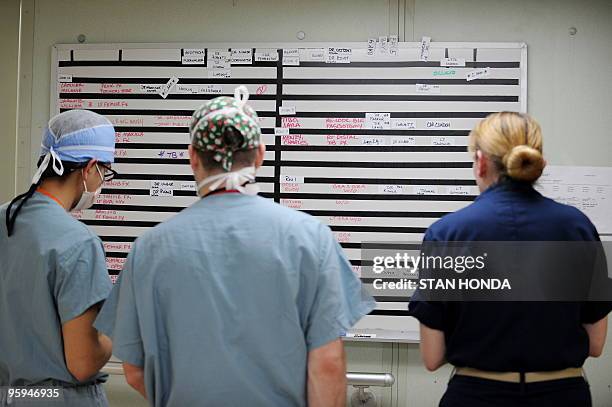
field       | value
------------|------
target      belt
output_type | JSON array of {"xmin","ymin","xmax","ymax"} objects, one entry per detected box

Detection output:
[{"xmin": 455, "ymin": 367, "xmax": 584, "ymax": 383}]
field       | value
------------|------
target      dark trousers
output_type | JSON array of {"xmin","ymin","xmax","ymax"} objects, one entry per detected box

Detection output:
[{"xmin": 440, "ymin": 375, "xmax": 592, "ymax": 407}]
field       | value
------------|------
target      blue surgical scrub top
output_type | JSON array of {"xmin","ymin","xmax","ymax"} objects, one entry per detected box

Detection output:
[
  {"xmin": 408, "ymin": 180, "xmax": 612, "ymax": 371},
  {"xmin": 0, "ymin": 192, "xmax": 112, "ymax": 386},
  {"xmin": 95, "ymin": 193, "xmax": 375, "ymax": 407}
]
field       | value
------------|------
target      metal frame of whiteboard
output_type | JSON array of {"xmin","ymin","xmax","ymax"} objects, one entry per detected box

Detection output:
[{"xmin": 51, "ymin": 41, "xmax": 528, "ymax": 343}]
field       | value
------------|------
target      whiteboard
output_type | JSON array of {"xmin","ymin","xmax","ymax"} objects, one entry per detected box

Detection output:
[{"xmin": 51, "ymin": 41, "xmax": 527, "ymax": 341}]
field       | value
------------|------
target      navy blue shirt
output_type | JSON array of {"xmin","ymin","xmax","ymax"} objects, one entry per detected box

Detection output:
[{"xmin": 408, "ymin": 180, "xmax": 612, "ymax": 371}]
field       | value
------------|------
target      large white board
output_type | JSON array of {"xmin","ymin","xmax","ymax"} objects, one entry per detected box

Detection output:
[{"xmin": 52, "ymin": 41, "xmax": 527, "ymax": 341}]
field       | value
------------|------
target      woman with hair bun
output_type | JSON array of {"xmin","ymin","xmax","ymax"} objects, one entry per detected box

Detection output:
[
  {"xmin": 470, "ymin": 111, "xmax": 546, "ymax": 186},
  {"xmin": 408, "ymin": 112, "xmax": 611, "ymax": 406}
]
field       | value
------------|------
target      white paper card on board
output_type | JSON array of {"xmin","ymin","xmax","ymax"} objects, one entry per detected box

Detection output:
[
  {"xmin": 176, "ymin": 84, "xmax": 222, "ymax": 94},
  {"xmin": 210, "ymin": 58, "xmax": 230, "ymax": 70},
  {"xmin": 283, "ymin": 53, "xmax": 300, "ymax": 66},
  {"xmin": 255, "ymin": 48, "xmax": 279, "ymax": 62},
  {"xmin": 378, "ymin": 36, "xmax": 388, "ymax": 55},
  {"xmin": 391, "ymin": 119, "xmax": 417, "ymax": 130},
  {"xmin": 58, "ymin": 74, "xmax": 72, "ymax": 83},
  {"xmin": 150, "ymin": 188, "xmax": 173, "ymax": 197},
  {"xmin": 432, "ymin": 136, "xmax": 455, "ymax": 146},
  {"xmin": 140, "ymin": 84, "xmax": 163, "ymax": 94},
  {"xmin": 158, "ymin": 76, "xmax": 179, "ymax": 99},
  {"xmin": 379, "ymin": 185, "xmax": 404, "ymax": 194},
  {"xmin": 175, "ymin": 85, "xmax": 198, "ymax": 94},
  {"xmin": 182, "ymin": 49, "xmax": 206, "ymax": 64},
  {"xmin": 419, "ymin": 36, "xmax": 431, "ymax": 61},
  {"xmin": 281, "ymin": 175, "xmax": 304, "ymax": 184},
  {"xmin": 389, "ymin": 35, "xmax": 399, "ymax": 56},
  {"xmin": 414, "ymin": 185, "xmax": 438, "ymax": 195},
  {"xmin": 448, "ymin": 185, "xmax": 471, "ymax": 195},
  {"xmin": 208, "ymin": 69, "xmax": 231, "ymax": 78},
  {"xmin": 208, "ymin": 49, "xmax": 230, "ymax": 65},
  {"xmin": 279, "ymin": 106, "xmax": 296, "ymax": 115},
  {"xmin": 344, "ymin": 333, "xmax": 377, "ymax": 339},
  {"xmin": 307, "ymin": 48, "xmax": 326, "ymax": 61},
  {"xmin": 182, "ymin": 55, "xmax": 205, "ymax": 65},
  {"xmin": 150, "ymin": 180, "xmax": 175, "ymax": 197},
  {"xmin": 361, "ymin": 137, "xmax": 386, "ymax": 146},
  {"xmin": 209, "ymin": 49, "xmax": 230, "ymax": 58},
  {"xmin": 274, "ymin": 127, "xmax": 290, "ymax": 136},
  {"xmin": 283, "ymin": 56, "xmax": 300, "ymax": 66},
  {"xmin": 151, "ymin": 180, "xmax": 176, "ymax": 189},
  {"xmin": 367, "ymin": 38, "xmax": 377, "ymax": 56},
  {"xmin": 326, "ymin": 47, "xmax": 352, "ymax": 64},
  {"xmin": 231, "ymin": 48, "xmax": 253, "ymax": 65},
  {"xmin": 416, "ymin": 83, "xmax": 441, "ymax": 94},
  {"xmin": 440, "ymin": 57, "xmax": 466, "ymax": 67},
  {"xmin": 181, "ymin": 182, "xmax": 196, "ymax": 191},
  {"xmin": 466, "ymin": 67, "xmax": 491, "ymax": 81},
  {"xmin": 183, "ymin": 49, "xmax": 206, "ymax": 57},
  {"xmin": 365, "ymin": 113, "xmax": 391, "ymax": 129},
  {"xmin": 391, "ymin": 136, "xmax": 417, "ymax": 145},
  {"xmin": 208, "ymin": 50, "xmax": 231, "ymax": 77},
  {"xmin": 426, "ymin": 120, "xmax": 452, "ymax": 129}
]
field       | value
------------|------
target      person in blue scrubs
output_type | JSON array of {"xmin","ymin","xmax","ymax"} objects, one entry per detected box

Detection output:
[
  {"xmin": 95, "ymin": 86, "xmax": 375, "ymax": 407},
  {"xmin": 0, "ymin": 110, "xmax": 117, "ymax": 406},
  {"xmin": 408, "ymin": 112, "xmax": 612, "ymax": 406}
]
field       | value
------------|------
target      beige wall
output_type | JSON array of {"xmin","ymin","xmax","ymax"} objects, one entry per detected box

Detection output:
[
  {"xmin": 5, "ymin": 0, "xmax": 612, "ymax": 406},
  {"xmin": 14, "ymin": 0, "xmax": 612, "ymax": 192},
  {"xmin": 0, "ymin": 0, "xmax": 20, "ymax": 202}
]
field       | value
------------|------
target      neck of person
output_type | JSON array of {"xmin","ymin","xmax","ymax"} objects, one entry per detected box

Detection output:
[
  {"xmin": 195, "ymin": 165, "xmax": 255, "ymax": 198},
  {"xmin": 477, "ymin": 172, "xmax": 500, "ymax": 193},
  {"xmin": 196, "ymin": 168, "xmax": 222, "ymax": 197},
  {"xmin": 478, "ymin": 173, "xmax": 534, "ymax": 194},
  {"xmin": 38, "ymin": 178, "xmax": 75, "ymax": 211},
  {"xmin": 198, "ymin": 184, "xmax": 214, "ymax": 197},
  {"xmin": 197, "ymin": 182, "xmax": 246, "ymax": 198}
]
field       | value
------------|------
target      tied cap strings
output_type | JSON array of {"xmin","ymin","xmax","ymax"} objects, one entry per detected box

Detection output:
[
  {"xmin": 198, "ymin": 85, "xmax": 257, "ymax": 130},
  {"xmin": 5, "ymin": 147, "xmax": 66, "ymax": 236}
]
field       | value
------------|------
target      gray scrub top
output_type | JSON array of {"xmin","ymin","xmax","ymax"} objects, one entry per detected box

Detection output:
[
  {"xmin": 95, "ymin": 193, "xmax": 375, "ymax": 407},
  {"xmin": 0, "ymin": 192, "xmax": 112, "ymax": 386}
]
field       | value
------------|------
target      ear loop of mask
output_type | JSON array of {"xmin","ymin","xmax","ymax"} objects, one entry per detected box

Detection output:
[
  {"xmin": 71, "ymin": 163, "xmax": 104, "ymax": 212},
  {"xmin": 81, "ymin": 163, "xmax": 103, "ymax": 192},
  {"xmin": 6, "ymin": 147, "xmax": 65, "ymax": 236}
]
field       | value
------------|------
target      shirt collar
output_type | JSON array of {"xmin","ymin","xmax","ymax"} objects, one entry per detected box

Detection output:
[{"xmin": 475, "ymin": 178, "xmax": 538, "ymax": 201}]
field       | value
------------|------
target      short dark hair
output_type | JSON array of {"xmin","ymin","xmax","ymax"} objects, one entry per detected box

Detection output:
[
  {"xmin": 6, "ymin": 157, "xmax": 91, "ymax": 236},
  {"xmin": 196, "ymin": 148, "xmax": 258, "ymax": 171},
  {"xmin": 35, "ymin": 156, "xmax": 88, "ymax": 181}
]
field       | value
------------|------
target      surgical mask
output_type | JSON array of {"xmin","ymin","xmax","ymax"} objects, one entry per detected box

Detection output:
[
  {"xmin": 72, "ymin": 165, "xmax": 104, "ymax": 211},
  {"xmin": 196, "ymin": 166, "xmax": 259, "ymax": 197}
]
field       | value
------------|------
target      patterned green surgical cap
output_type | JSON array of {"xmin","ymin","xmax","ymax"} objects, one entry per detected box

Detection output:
[{"xmin": 189, "ymin": 86, "xmax": 261, "ymax": 171}]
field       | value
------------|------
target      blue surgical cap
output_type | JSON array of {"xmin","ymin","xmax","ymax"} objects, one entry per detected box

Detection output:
[{"xmin": 32, "ymin": 110, "xmax": 116, "ymax": 184}]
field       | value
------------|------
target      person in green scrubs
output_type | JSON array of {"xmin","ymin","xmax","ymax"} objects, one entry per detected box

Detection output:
[
  {"xmin": 0, "ymin": 110, "xmax": 117, "ymax": 406},
  {"xmin": 95, "ymin": 87, "xmax": 375, "ymax": 407}
]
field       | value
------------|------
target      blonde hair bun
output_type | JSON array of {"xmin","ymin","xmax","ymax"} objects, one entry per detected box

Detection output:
[{"xmin": 503, "ymin": 145, "xmax": 545, "ymax": 182}]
